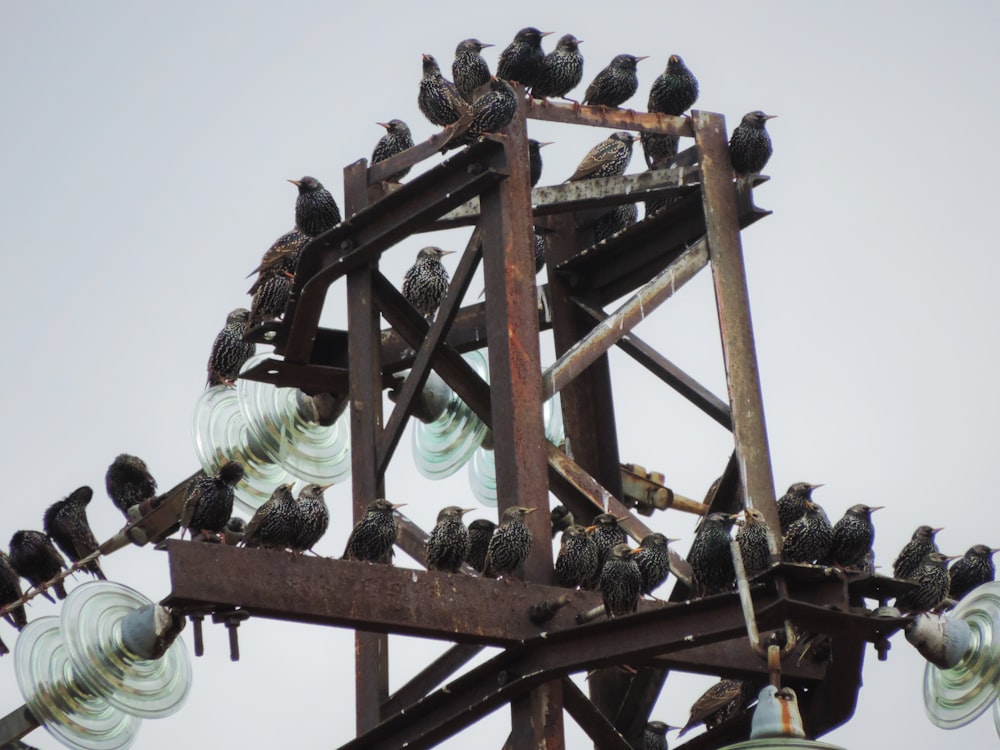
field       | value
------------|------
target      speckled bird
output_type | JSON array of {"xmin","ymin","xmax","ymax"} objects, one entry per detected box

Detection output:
[
  {"xmin": 43, "ymin": 486, "xmax": 105, "ymax": 580},
  {"xmin": 600, "ymin": 543, "xmax": 642, "ymax": 617},
  {"xmin": 566, "ymin": 131, "xmax": 637, "ymax": 182},
  {"xmin": 402, "ymin": 246, "xmax": 454, "ymax": 319},
  {"xmin": 826, "ymin": 503, "xmax": 882, "ymax": 570},
  {"xmin": 555, "ymin": 524, "xmax": 599, "ymax": 589},
  {"xmin": 206, "ymin": 308, "xmax": 256, "ymax": 387},
  {"xmin": 641, "ymin": 131, "xmax": 679, "ymax": 171},
  {"xmin": 181, "ymin": 462, "xmax": 245, "ymax": 540},
  {"xmin": 736, "ymin": 508, "xmax": 775, "ymax": 578},
  {"xmin": 594, "ymin": 202, "xmax": 638, "ymax": 241},
  {"xmin": 289, "ymin": 483, "xmax": 331, "ymax": 554},
  {"xmin": 222, "ymin": 516, "xmax": 246, "ymax": 546},
  {"xmin": 643, "ymin": 721, "xmax": 671, "ymax": 750},
  {"xmin": 372, "ymin": 120, "xmax": 415, "ymax": 182},
  {"xmin": 289, "ymin": 176, "xmax": 341, "ymax": 237},
  {"xmin": 648, "ymin": 54, "xmax": 699, "ymax": 116},
  {"xmin": 528, "ymin": 139, "xmax": 550, "ymax": 187},
  {"xmin": 426, "ymin": 506, "xmax": 473, "ymax": 573},
  {"xmin": 893, "ymin": 525, "xmax": 942, "ymax": 581},
  {"xmin": 781, "ymin": 499, "xmax": 832, "ymax": 564},
  {"xmin": 466, "ymin": 518, "xmax": 496, "ymax": 574},
  {"xmin": 9, "ymin": 530, "xmax": 67, "ymax": 602},
  {"xmin": 895, "ymin": 551, "xmax": 955, "ymax": 613},
  {"xmin": 728, "ymin": 111, "xmax": 776, "ymax": 175},
  {"xmin": 776, "ymin": 482, "xmax": 822, "ymax": 535},
  {"xmin": 531, "ymin": 34, "xmax": 584, "ymax": 101},
  {"xmin": 678, "ymin": 678, "xmax": 755, "ymax": 737},
  {"xmin": 241, "ymin": 483, "xmax": 298, "ymax": 551},
  {"xmin": 533, "ymin": 228, "xmax": 548, "ymax": 273},
  {"xmin": 588, "ymin": 513, "xmax": 628, "ymax": 586},
  {"xmin": 949, "ymin": 544, "xmax": 1000, "ymax": 600},
  {"xmin": 635, "ymin": 532, "xmax": 673, "ymax": 596},
  {"xmin": 105, "ymin": 453, "xmax": 157, "ymax": 518},
  {"xmin": 418, "ymin": 54, "xmax": 470, "ymax": 128},
  {"xmin": 497, "ymin": 27, "xmax": 550, "ymax": 87},
  {"xmin": 550, "ymin": 504, "xmax": 574, "ymax": 538},
  {"xmin": 0, "ymin": 551, "xmax": 27, "ymax": 630},
  {"xmin": 452, "ymin": 39, "xmax": 493, "ymax": 103},
  {"xmin": 247, "ymin": 229, "xmax": 309, "ymax": 294},
  {"xmin": 343, "ymin": 499, "xmax": 403, "ymax": 562},
  {"xmin": 583, "ymin": 53, "xmax": 646, "ymax": 108},
  {"xmin": 483, "ymin": 506, "xmax": 537, "ymax": 577},
  {"xmin": 249, "ymin": 270, "xmax": 292, "ymax": 328},
  {"xmin": 689, "ymin": 512, "xmax": 736, "ymax": 595},
  {"xmin": 444, "ymin": 77, "xmax": 519, "ymax": 150}
]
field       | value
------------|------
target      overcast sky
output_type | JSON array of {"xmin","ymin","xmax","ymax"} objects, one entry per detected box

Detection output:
[{"xmin": 2, "ymin": 1, "xmax": 999, "ymax": 748}]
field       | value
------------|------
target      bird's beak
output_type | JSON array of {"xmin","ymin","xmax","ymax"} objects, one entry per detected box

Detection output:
[
  {"xmin": 868, "ymin": 506, "xmax": 885, "ymax": 512},
  {"xmin": 764, "ymin": 114, "xmax": 778, "ymax": 120},
  {"xmin": 629, "ymin": 547, "xmax": 643, "ymax": 556},
  {"xmin": 931, "ymin": 527, "xmax": 944, "ymax": 534},
  {"xmin": 377, "ymin": 121, "xmax": 390, "ymax": 129},
  {"xmin": 541, "ymin": 31, "xmax": 554, "ymax": 37},
  {"xmin": 991, "ymin": 548, "xmax": 1000, "ymax": 555},
  {"xmin": 287, "ymin": 179, "xmax": 301, "ymax": 186},
  {"xmin": 319, "ymin": 484, "xmax": 333, "ymax": 492},
  {"xmin": 665, "ymin": 537, "xmax": 681, "ymax": 544},
  {"xmin": 614, "ymin": 515, "xmax": 631, "ymax": 523},
  {"xmin": 635, "ymin": 56, "xmax": 649, "ymax": 62},
  {"xmin": 944, "ymin": 555, "xmax": 962, "ymax": 561},
  {"xmin": 524, "ymin": 507, "xmax": 539, "ymax": 514},
  {"xmin": 391, "ymin": 503, "xmax": 407, "ymax": 510},
  {"xmin": 808, "ymin": 483, "xmax": 824, "ymax": 491},
  {"xmin": 481, "ymin": 43, "xmax": 495, "ymax": 49},
  {"xmin": 668, "ymin": 54, "xmax": 680, "ymax": 63},
  {"xmin": 440, "ymin": 249, "xmax": 456, "ymax": 255},
  {"xmin": 537, "ymin": 141, "xmax": 554, "ymax": 148},
  {"xmin": 422, "ymin": 53, "xmax": 431, "ymax": 61},
  {"xmin": 583, "ymin": 525, "xmax": 598, "ymax": 533},
  {"xmin": 460, "ymin": 508, "xmax": 476, "ymax": 515}
]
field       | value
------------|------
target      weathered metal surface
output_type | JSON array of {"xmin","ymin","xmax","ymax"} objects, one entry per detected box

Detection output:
[
  {"xmin": 524, "ymin": 99, "xmax": 694, "ymax": 138},
  {"xmin": 381, "ymin": 644, "xmax": 484, "ymax": 719},
  {"xmin": 620, "ymin": 464, "xmax": 705, "ymax": 517},
  {"xmin": 560, "ymin": 679, "xmax": 632, "ymax": 750},
  {"xmin": 367, "ymin": 123, "xmax": 471, "ymax": 185},
  {"xmin": 0, "ymin": 706, "xmax": 37, "ymax": 747}
]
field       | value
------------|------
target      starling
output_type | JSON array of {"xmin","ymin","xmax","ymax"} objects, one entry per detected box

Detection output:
[
  {"xmin": 593, "ymin": 202, "xmax": 638, "ymax": 242},
  {"xmin": 550, "ymin": 504, "xmax": 574, "ymax": 538},
  {"xmin": 635, "ymin": 532, "xmax": 674, "ymax": 596},
  {"xmin": 949, "ymin": 544, "xmax": 1000, "ymax": 600},
  {"xmin": 181, "ymin": 462, "xmax": 245, "ymax": 539},
  {"xmin": 418, "ymin": 53, "xmax": 470, "ymax": 128},
  {"xmin": 289, "ymin": 176, "xmax": 341, "ymax": 237},
  {"xmin": 781, "ymin": 499, "xmax": 833, "ymax": 564},
  {"xmin": 600, "ymin": 543, "xmax": 642, "ymax": 617},
  {"xmin": 0, "ymin": 551, "xmax": 27, "ymax": 630},
  {"xmin": 735, "ymin": 508, "xmax": 775, "ymax": 578},
  {"xmin": 42, "ymin": 486, "xmax": 105, "ymax": 580},
  {"xmin": 247, "ymin": 229, "xmax": 309, "ymax": 294},
  {"xmin": 249, "ymin": 270, "xmax": 293, "ymax": 328},
  {"xmin": 641, "ymin": 131, "xmax": 679, "ymax": 171},
  {"xmin": 426, "ymin": 506, "xmax": 474, "ymax": 573},
  {"xmin": 776, "ymin": 482, "xmax": 822, "ymax": 535},
  {"xmin": 105, "ymin": 453, "xmax": 157, "ymax": 518},
  {"xmin": 483, "ymin": 506, "xmax": 537, "ymax": 578},
  {"xmin": 826, "ymin": 503, "xmax": 882, "ymax": 569},
  {"xmin": 222, "ymin": 516, "xmax": 246, "ymax": 546},
  {"xmin": 643, "ymin": 721, "xmax": 671, "ymax": 750},
  {"xmin": 895, "ymin": 551, "xmax": 955, "ymax": 613},
  {"xmin": 555, "ymin": 524, "xmax": 599, "ymax": 589},
  {"xmin": 444, "ymin": 77, "xmax": 519, "ymax": 150},
  {"xmin": 372, "ymin": 120, "xmax": 415, "ymax": 182},
  {"xmin": 531, "ymin": 34, "xmax": 584, "ymax": 101},
  {"xmin": 528, "ymin": 139, "xmax": 551, "ymax": 187},
  {"xmin": 647, "ymin": 54, "xmax": 699, "ymax": 116},
  {"xmin": 9, "ymin": 530, "xmax": 67, "ymax": 602},
  {"xmin": 452, "ymin": 39, "xmax": 494, "ymax": 103},
  {"xmin": 583, "ymin": 53, "xmax": 647, "ymax": 108},
  {"xmin": 402, "ymin": 246, "xmax": 454, "ymax": 319},
  {"xmin": 678, "ymin": 678, "xmax": 755, "ymax": 737},
  {"xmin": 241, "ymin": 483, "xmax": 298, "ymax": 551},
  {"xmin": 497, "ymin": 27, "xmax": 550, "ymax": 87},
  {"xmin": 588, "ymin": 513, "xmax": 628, "ymax": 587},
  {"xmin": 533, "ymin": 228, "xmax": 548, "ymax": 273},
  {"xmin": 728, "ymin": 111, "xmax": 776, "ymax": 175},
  {"xmin": 206, "ymin": 308, "xmax": 256, "ymax": 387},
  {"xmin": 893, "ymin": 525, "xmax": 942, "ymax": 580},
  {"xmin": 566, "ymin": 131, "xmax": 637, "ymax": 182},
  {"xmin": 343, "ymin": 498, "xmax": 403, "ymax": 562},
  {"xmin": 689, "ymin": 512, "xmax": 736, "ymax": 595},
  {"xmin": 466, "ymin": 518, "xmax": 496, "ymax": 573},
  {"xmin": 289, "ymin": 483, "xmax": 331, "ymax": 553}
]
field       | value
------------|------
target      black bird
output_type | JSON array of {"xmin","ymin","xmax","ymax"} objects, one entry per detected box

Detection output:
[
  {"xmin": 550, "ymin": 504, "xmax": 574, "ymax": 538},
  {"xmin": 600, "ymin": 543, "xmax": 642, "ymax": 617},
  {"xmin": 635, "ymin": 532, "xmax": 674, "ymax": 596},
  {"xmin": 528, "ymin": 139, "xmax": 551, "ymax": 187},
  {"xmin": 372, "ymin": 120, "xmax": 415, "ymax": 182},
  {"xmin": 343, "ymin": 499, "xmax": 403, "ymax": 562},
  {"xmin": 949, "ymin": 544, "xmax": 1000, "ymax": 600},
  {"xmin": 826, "ymin": 503, "xmax": 882, "ymax": 569},
  {"xmin": 593, "ymin": 202, "xmax": 638, "ymax": 241},
  {"xmin": 588, "ymin": 513, "xmax": 628, "ymax": 586},
  {"xmin": 896, "ymin": 551, "xmax": 956, "ymax": 613},
  {"xmin": 555, "ymin": 524, "xmax": 599, "ymax": 589},
  {"xmin": 678, "ymin": 678, "xmax": 755, "ymax": 737},
  {"xmin": 484, "ymin": 506, "xmax": 537, "ymax": 578},
  {"xmin": 206, "ymin": 308, "xmax": 256, "ymax": 387},
  {"xmin": 776, "ymin": 482, "xmax": 822, "ymax": 535},
  {"xmin": 466, "ymin": 518, "xmax": 496, "ymax": 574},
  {"xmin": 249, "ymin": 270, "xmax": 293, "ymax": 328},
  {"xmin": 497, "ymin": 27, "xmax": 551, "ymax": 87},
  {"xmin": 647, "ymin": 54, "xmax": 699, "ymax": 116},
  {"xmin": 426, "ymin": 506, "xmax": 473, "ymax": 573},
  {"xmin": 893, "ymin": 525, "xmax": 942, "ymax": 580},
  {"xmin": 644, "ymin": 721, "xmax": 672, "ymax": 750},
  {"xmin": 735, "ymin": 508, "xmax": 775, "ymax": 578},
  {"xmin": 583, "ymin": 53, "xmax": 647, "ymax": 108},
  {"xmin": 289, "ymin": 483, "xmax": 331, "ymax": 554},
  {"xmin": 781, "ymin": 499, "xmax": 833, "ymax": 564},
  {"xmin": 452, "ymin": 39, "xmax": 494, "ymax": 103},
  {"xmin": 222, "ymin": 516, "xmax": 246, "ymax": 546},
  {"xmin": 444, "ymin": 77, "xmax": 519, "ymax": 150},
  {"xmin": 241, "ymin": 483, "xmax": 298, "ymax": 551},
  {"xmin": 418, "ymin": 53, "xmax": 470, "ymax": 128},
  {"xmin": 689, "ymin": 512, "xmax": 736, "ymax": 595},
  {"xmin": 0, "ymin": 551, "xmax": 27, "ymax": 630},
  {"xmin": 289, "ymin": 176, "xmax": 341, "ymax": 237},
  {"xmin": 640, "ymin": 131, "xmax": 679, "ymax": 171},
  {"xmin": 9, "ymin": 530, "xmax": 67, "ymax": 602},
  {"xmin": 43, "ymin": 486, "xmax": 105, "ymax": 580},
  {"xmin": 533, "ymin": 228, "xmax": 548, "ymax": 273},
  {"xmin": 728, "ymin": 111, "xmax": 776, "ymax": 175},
  {"xmin": 402, "ymin": 246, "xmax": 454, "ymax": 319},
  {"xmin": 105, "ymin": 453, "xmax": 157, "ymax": 519},
  {"xmin": 531, "ymin": 34, "xmax": 584, "ymax": 101},
  {"xmin": 566, "ymin": 131, "xmax": 637, "ymax": 181},
  {"xmin": 247, "ymin": 229, "xmax": 309, "ymax": 295}
]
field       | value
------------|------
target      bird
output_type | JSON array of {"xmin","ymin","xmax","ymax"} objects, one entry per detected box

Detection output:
[
  {"xmin": 206, "ymin": 308, "xmax": 256, "ymax": 387},
  {"xmin": 483, "ymin": 506, "xmax": 537, "ymax": 578},
  {"xmin": 593, "ymin": 202, "xmax": 638, "ymax": 241},
  {"xmin": 893, "ymin": 525, "xmax": 942, "ymax": 580},
  {"xmin": 465, "ymin": 518, "xmax": 496, "ymax": 574},
  {"xmin": 566, "ymin": 131, "xmax": 637, "ymax": 182},
  {"xmin": 241, "ymin": 483, "xmax": 298, "ymax": 551},
  {"xmin": 647, "ymin": 54, "xmax": 699, "ymax": 116},
  {"xmin": 643, "ymin": 721, "xmax": 672, "ymax": 750},
  {"xmin": 528, "ymin": 139, "xmax": 551, "ymax": 187},
  {"xmin": 555, "ymin": 524, "xmax": 599, "ymax": 589},
  {"xmin": 9, "ymin": 530, "xmax": 68, "ymax": 602},
  {"xmin": 497, "ymin": 27, "xmax": 551, "ymax": 88},
  {"xmin": 249, "ymin": 270, "xmax": 293, "ymax": 328},
  {"xmin": 728, "ymin": 111, "xmax": 776, "ymax": 175},
  {"xmin": 443, "ymin": 77, "xmax": 519, "ymax": 150},
  {"xmin": 371, "ymin": 120, "xmax": 415, "ymax": 182},
  {"xmin": 289, "ymin": 483, "xmax": 331, "ymax": 554},
  {"xmin": 426, "ymin": 506, "xmax": 474, "ymax": 573},
  {"xmin": 0, "ymin": 551, "xmax": 27, "ymax": 630},
  {"xmin": 42, "ymin": 486, "xmax": 105, "ymax": 580},
  {"xmin": 583, "ymin": 53, "xmax": 647, "ymax": 108},
  {"xmin": 587, "ymin": 513, "xmax": 628, "ymax": 586},
  {"xmin": 678, "ymin": 678, "xmax": 755, "ymax": 737},
  {"xmin": 826, "ymin": 503, "xmax": 882, "ymax": 569},
  {"xmin": 600, "ymin": 543, "xmax": 642, "ymax": 617},
  {"xmin": 550, "ymin": 504, "xmax": 574, "ymax": 538},
  {"xmin": 418, "ymin": 53, "xmax": 470, "ymax": 128},
  {"xmin": 635, "ymin": 532, "xmax": 674, "ymax": 596},
  {"xmin": 222, "ymin": 516, "xmax": 246, "ymax": 546},
  {"xmin": 181, "ymin": 462, "xmax": 244, "ymax": 540},
  {"xmin": 531, "ymin": 34, "xmax": 584, "ymax": 101},
  {"xmin": 640, "ymin": 130, "xmax": 679, "ymax": 171},
  {"xmin": 105, "ymin": 453, "xmax": 157, "ymax": 518},
  {"xmin": 533, "ymin": 228, "xmax": 548, "ymax": 273},
  {"xmin": 288, "ymin": 176, "xmax": 341, "ymax": 237},
  {"xmin": 343, "ymin": 498, "xmax": 403, "ymax": 562},
  {"xmin": 735, "ymin": 508, "xmax": 775, "ymax": 578},
  {"xmin": 247, "ymin": 229, "xmax": 309, "ymax": 295},
  {"xmin": 895, "ymin": 551, "xmax": 956, "ymax": 613},
  {"xmin": 781, "ymin": 499, "xmax": 833, "ymax": 564},
  {"xmin": 949, "ymin": 544, "xmax": 1000, "ymax": 600},
  {"xmin": 402, "ymin": 246, "xmax": 454, "ymax": 319},
  {"xmin": 452, "ymin": 38, "xmax": 493, "ymax": 103},
  {"xmin": 776, "ymin": 482, "xmax": 822, "ymax": 535},
  {"xmin": 689, "ymin": 512, "xmax": 736, "ymax": 595}
]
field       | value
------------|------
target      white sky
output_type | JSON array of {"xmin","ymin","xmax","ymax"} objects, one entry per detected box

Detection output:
[{"xmin": 2, "ymin": 1, "xmax": 999, "ymax": 748}]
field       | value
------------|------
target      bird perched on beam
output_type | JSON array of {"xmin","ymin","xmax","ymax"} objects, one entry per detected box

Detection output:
[
  {"xmin": 443, "ymin": 77, "xmax": 518, "ymax": 150},
  {"xmin": 893, "ymin": 525, "xmax": 942, "ymax": 580},
  {"xmin": 678, "ymin": 678, "xmax": 755, "ymax": 737},
  {"xmin": 452, "ymin": 38, "xmax": 494, "ymax": 103},
  {"xmin": 0, "ymin": 551, "xmax": 28, "ymax": 630},
  {"xmin": 497, "ymin": 27, "xmax": 551, "ymax": 87},
  {"xmin": 566, "ymin": 131, "xmax": 637, "ymax": 181},
  {"xmin": 895, "ymin": 551, "xmax": 956, "ymax": 613},
  {"xmin": 249, "ymin": 271, "xmax": 293, "ymax": 328},
  {"xmin": 949, "ymin": 544, "xmax": 1000, "ymax": 600},
  {"xmin": 484, "ymin": 506, "xmax": 537, "ymax": 578},
  {"xmin": 528, "ymin": 139, "xmax": 551, "ymax": 187},
  {"xmin": 182, "ymin": 462, "xmax": 245, "ymax": 541},
  {"xmin": 248, "ymin": 229, "xmax": 309, "ymax": 295},
  {"xmin": 426, "ymin": 506, "xmax": 474, "ymax": 573},
  {"xmin": 583, "ymin": 53, "xmax": 646, "ymax": 108},
  {"xmin": 466, "ymin": 518, "xmax": 496, "ymax": 574},
  {"xmin": 105, "ymin": 453, "xmax": 157, "ymax": 519},
  {"xmin": 593, "ymin": 203, "xmax": 638, "ymax": 241},
  {"xmin": 635, "ymin": 532, "xmax": 674, "ymax": 596},
  {"xmin": 43, "ymin": 486, "xmax": 105, "ymax": 580},
  {"xmin": 288, "ymin": 176, "xmax": 341, "ymax": 237},
  {"xmin": 736, "ymin": 508, "xmax": 775, "ymax": 578},
  {"xmin": 371, "ymin": 119, "xmax": 415, "ymax": 182},
  {"xmin": 728, "ymin": 111, "xmax": 776, "ymax": 175},
  {"xmin": 781, "ymin": 499, "xmax": 832, "ymax": 564},
  {"xmin": 402, "ymin": 246, "xmax": 454, "ymax": 320},
  {"xmin": 289, "ymin": 483, "xmax": 331, "ymax": 554},
  {"xmin": 418, "ymin": 53, "xmax": 471, "ymax": 128},
  {"xmin": 641, "ymin": 53, "xmax": 697, "ymax": 169},
  {"xmin": 206, "ymin": 308, "xmax": 256, "ymax": 387},
  {"xmin": 531, "ymin": 34, "xmax": 584, "ymax": 101},
  {"xmin": 555, "ymin": 524, "xmax": 598, "ymax": 589},
  {"xmin": 241, "ymin": 483, "xmax": 298, "ymax": 551},
  {"xmin": 643, "ymin": 721, "xmax": 673, "ymax": 750},
  {"xmin": 600, "ymin": 543, "xmax": 642, "ymax": 617},
  {"xmin": 826, "ymin": 503, "xmax": 882, "ymax": 570},
  {"xmin": 587, "ymin": 513, "xmax": 628, "ymax": 587},
  {"xmin": 9, "ymin": 530, "xmax": 67, "ymax": 602},
  {"xmin": 689, "ymin": 512, "xmax": 736, "ymax": 595},
  {"xmin": 343, "ymin": 499, "xmax": 404, "ymax": 563},
  {"xmin": 775, "ymin": 482, "xmax": 822, "ymax": 535}
]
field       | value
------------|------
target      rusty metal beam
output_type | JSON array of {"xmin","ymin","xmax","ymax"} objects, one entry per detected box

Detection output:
[
  {"xmin": 382, "ymin": 644, "xmax": 485, "ymax": 719},
  {"xmin": 524, "ymin": 100, "xmax": 693, "ymax": 138},
  {"xmin": 560, "ymin": 679, "xmax": 632, "ymax": 750},
  {"xmin": 0, "ymin": 707, "xmax": 37, "ymax": 748}
]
